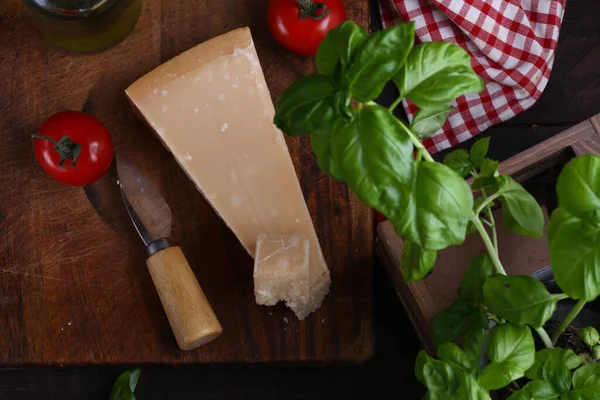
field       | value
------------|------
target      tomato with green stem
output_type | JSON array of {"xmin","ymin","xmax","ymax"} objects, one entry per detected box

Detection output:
[
  {"xmin": 267, "ymin": 0, "xmax": 347, "ymax": 57},
  {"xmin": 33, "ymin": 110, "xmax": 114, "ymax": 187}
]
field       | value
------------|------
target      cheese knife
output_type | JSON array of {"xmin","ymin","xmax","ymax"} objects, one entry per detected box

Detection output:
[{"xmin": 116, "ymin": 154, "xmax": 222, "ymax": 350}]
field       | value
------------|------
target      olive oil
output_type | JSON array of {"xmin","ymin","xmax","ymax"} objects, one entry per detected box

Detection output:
[{"xmin": 23, "ymin": 0, "xmax": 142, "ymax": 53}]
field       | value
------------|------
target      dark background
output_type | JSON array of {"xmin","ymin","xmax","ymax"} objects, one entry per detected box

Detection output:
[{"xmin": 1, "ymin": 0, "xmax": 599, "ymax": 398}]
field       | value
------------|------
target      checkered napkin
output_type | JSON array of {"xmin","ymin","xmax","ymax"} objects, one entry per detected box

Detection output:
[{"xmin": 379, "ymin": 0, "xmax": 566, "ymax": 154}]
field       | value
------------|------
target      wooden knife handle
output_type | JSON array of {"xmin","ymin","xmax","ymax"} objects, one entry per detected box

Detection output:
[{"xmin": 146, "ymin": 246, "xmax": 222, "ymax": 350}]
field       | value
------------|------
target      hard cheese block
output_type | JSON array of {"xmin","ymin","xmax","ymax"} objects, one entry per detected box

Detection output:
[
  {"xmin": 125, "ymin": 27, "xmax": 330, "ymax": 318},
  {"xmin": 254, "ymin": 234, "xmax": 309, "ymax": 310}
]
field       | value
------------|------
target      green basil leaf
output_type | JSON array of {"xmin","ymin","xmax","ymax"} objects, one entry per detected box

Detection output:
[
  {"xmin": 497, "ymin": 176, "xmax": 545, "ymax": 238},
  {"xmin": 466, "ymin": 220, "xmax": 477, "ymax": 235},
  {"xmin": 110, "ymin": 369, "xmax": 141, "ymax": 400},
  {"xmin": 346, "ymin": 22, "xmax": 415, "ymax": 102},
  {"xmin": 422, "ymin": 357, "xmax": 457, "ymax": 393},
  {"xmin": 443, "ymin": 149, "xmax": 473, "ymax": 178},
  {"xmin": 462, "ymin": 328, "xmax": 484, "ymax": 374},
  {"xmin": 459, "ymin": 254, "xmax": 493, "ymax": 304},
  {"xmin": 507, "ymin": 380, "xmax": 559, "ymax": 400},
  {"xmin": 416, "ymin": 350, "xmax": 432, "ymax": 385},
  {"xmin": 472, "ymin": 177, "xmax": 498, "ymax": 191},
  {"xmin": 411, "ymin": 105, "xmax": 453, "ymax": 139},
  {"xmin": 471, "ymin": 307, "xmax": 489, "ymax": 330},
  {"xmin": 331, "ymin": 104, "xmax": 413, "ymax": 222},
  {"xmin": 525, "ymin": 348, "xmax": 581, "ymax": 394},
  {"xmin": 470, "ymin": 138, "xmax": 490, "ymax": 170},
  {"xmin": 394, "ymin": 161, "xmax": 473, "ymax": 251},
  {"xmin": 555, "ymin": 154, "xmax": 600, "ymax": 218},
  {"xmin": 431, "ymin": 299, "xmax": 472, "ymax": 348},
  {"xmin": 430, "ymin": 299, "xmax": 485, "ymax": 348},
  {"xmin": 480, "ymin": 158, "xmax": 499, "ymax": 178},
  {"xmin": 483, "ymin": 275, "xmax": 559, "ymax": 328},
  {"xmin": 311, "ymin": 127, "xmax": 343, "ymax": 180},
  {"xmin": 548, "ymin": 208, "xmax": 600, "ymax": 301},
  {"xmin": 401, "ymin": 240, "xmax": 438, "ymax": 283},
  {"xmin": 332, "ymin": 90, "xmax": 353, "ymax": 118},
  {"xmin": 593, "ymin": 347, "xmax": 600, "ymax": 361},
  {"xmin": 563, "ymin": 364, "xmax": 600, "ymax": 400},
  {"xmin": 421, "ymin": 356, "xmax": 490, "ymax": 400},
  {"xmin": 274, "ymin": 74, "xmax": 337, "ymax": 137},
  {"xmin": 316, "ymin": 21, "xmax": 368, "ymax": 76},
  {"xmin": 478, "ymin": 323, "xmax": 535, "ymax": 390},
  {"xmin": 580, "ymin": 327, "xmax": 600, "ymax": 349},
  {"xmin": 438, "ymin": 342, "xmax": 474, "ymax": 374},
  {"xmin": 394, "ymin": 42, "xmax": 484, "ymax": 108}
]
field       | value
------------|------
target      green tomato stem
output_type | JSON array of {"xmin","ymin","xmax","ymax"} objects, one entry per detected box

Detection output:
[
  {"xmin": 552, "ymin": 299, "xmax": 586, "ymax": 345},
  {"xmin": 471, "ymin": 217, "xmax": 506, "ymax": 275},
  {"xmin": 296, "ymin": 0, "xmax": 331, "ymax": 20},
  {"xmin": 534, "ymin": 327, "xmax": 554, "ymax": 349},
  {"xmin": 388, "ymin": 96, "xmax": 404, "ymax": 112}
]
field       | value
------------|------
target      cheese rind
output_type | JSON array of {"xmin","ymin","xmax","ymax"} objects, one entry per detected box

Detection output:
[
  {"xmin": 125, "ymin": 27, "xmax": 330, "ymax": 317},
  {"xmin": 254, "ymin": 234, "xmax": 309, "ymax": 307}
]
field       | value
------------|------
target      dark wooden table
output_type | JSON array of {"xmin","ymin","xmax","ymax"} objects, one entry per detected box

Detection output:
[{"xmin": 1, "ymin": 0, "xmax": 599, "ymax": 398}]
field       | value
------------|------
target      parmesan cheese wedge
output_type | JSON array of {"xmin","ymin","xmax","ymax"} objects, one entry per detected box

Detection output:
[{"xmin": 125, "ymin": 27, "xmax": 330, "ymax": 319}]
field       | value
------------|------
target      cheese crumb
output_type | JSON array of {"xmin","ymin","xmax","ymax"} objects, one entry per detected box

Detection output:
[
  {"xmin": 229, "ymin": 195, "xmax": 243, "ymax": 208},
  {"xmin": 232, "ymin": 47, "xmax": 245, "ymax": 57},
  {"xmin": 185, "ymin": 152, "xmax": 192, "ymax": 161},
  {"xmin": 224, "ymin": 73, "xmax": 230, "ymax": 80},
  {"xmin": 194, "ymin": 108, "xmax": 199, "ymax": 114},
  {"xmin": 221, "ymin": 123, "xmax": 228, "ymax": 132},
  {"xmin": 232, "ymin": 83, "xmax": 239, "ymax": 89},
  {"xmin": 283, "ymin": 317, "xmax": 288, "ymax": 324},
  {"xmin": 248, "ymin": 88, "xmax": 255, "ymax": 95},
  {"xmin": 218, "ymin": 93, "xmax": 225, "ymax": 101},
  {"xmin": 321, "ymin": 318, "xmax": 326, "ymax": 324},
  {"xmin": 229, "ymin": 169, "xmax": 238, "ymax": 183},
  {"xmin": 160, "ymin": 89, "xmax": 168, "ymax": 97},
  {"xmin": 268, "ymin": 312, "xmax": 273, "ymax": 316},
  {"xmin": 296, "ymin": 219, "xmax": 300, "ymax": 223},
  {"xmin": 162, "ymin": 105, "xmax": 168, "ymax": 112},
  {"xmin": 153, "ymin": 88, "xmax": 158, "ymax": 94}
]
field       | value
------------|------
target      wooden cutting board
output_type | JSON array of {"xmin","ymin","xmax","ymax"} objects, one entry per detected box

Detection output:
[{"xmin": 0, "ymin": 0, "xmax": 373, "ymax": 364}]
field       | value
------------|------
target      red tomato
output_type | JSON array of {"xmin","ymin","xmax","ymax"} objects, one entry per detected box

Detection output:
[
  {"xmin": 33, "ymin": 110, "xmax": 114, "ymax": 187},
  {"xmin": 268, "ymin": 0, "xmax": 347, "ymax": 57}
]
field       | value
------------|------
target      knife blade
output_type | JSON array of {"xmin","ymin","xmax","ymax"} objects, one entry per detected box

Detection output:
[{"xmin": 116, "ymin": 154, "xmax": 222, "ymax": 350}]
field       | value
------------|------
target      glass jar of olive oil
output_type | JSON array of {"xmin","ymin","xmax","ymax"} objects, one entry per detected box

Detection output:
[{"xmin": 23, "ymin": 0, "xmax": 142, "ymax": 53}]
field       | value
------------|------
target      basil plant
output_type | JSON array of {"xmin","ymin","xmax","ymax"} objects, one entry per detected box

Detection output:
[{"xmin": 274, "ymin": 21, "xmax": 600, "ymax": 399}]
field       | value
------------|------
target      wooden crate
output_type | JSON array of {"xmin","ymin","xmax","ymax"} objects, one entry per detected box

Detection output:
[{"xmin": 376, "ymin": 114, "xmax": 600, "ymax": 354}]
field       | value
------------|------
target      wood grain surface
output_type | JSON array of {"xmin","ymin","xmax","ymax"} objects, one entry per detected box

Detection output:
[{"xmin": 0, "ymin": 0, "xmax": 372, "ymax": 364}]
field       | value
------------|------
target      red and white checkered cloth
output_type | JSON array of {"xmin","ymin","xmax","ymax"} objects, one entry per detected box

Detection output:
[{"xmin": 379, "ymin": 0, "xmax": 566, "ymax": 154}]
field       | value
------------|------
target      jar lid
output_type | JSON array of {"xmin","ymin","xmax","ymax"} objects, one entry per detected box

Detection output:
[{"xmin": 26, "ymin": 0, "xmax": 116, "ymax": 16}]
